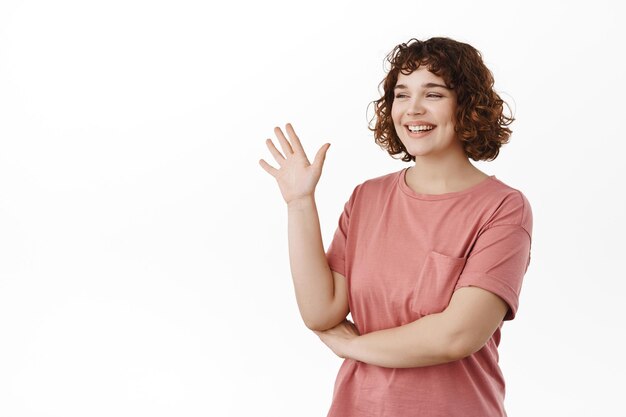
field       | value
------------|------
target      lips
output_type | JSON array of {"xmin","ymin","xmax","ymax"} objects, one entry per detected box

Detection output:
[
  {"xmin": 405, "ymin": 125, "xmax": 436, "ymax": 137},
  {"xmin": 405, "ymin": 122, "xmax": 436, "ymax": 127}
]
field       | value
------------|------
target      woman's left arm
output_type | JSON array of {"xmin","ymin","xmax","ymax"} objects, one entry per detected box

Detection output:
[{"xmin": 315, "ymin": 286, "xmax": 508, "ymax": 368}]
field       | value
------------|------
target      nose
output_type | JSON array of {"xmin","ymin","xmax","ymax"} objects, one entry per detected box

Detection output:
[{"xmin": 407, "ymin": 97, "xmax": 425, "ymax": 115}]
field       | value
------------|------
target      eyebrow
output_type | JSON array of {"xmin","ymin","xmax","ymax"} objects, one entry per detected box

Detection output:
[{"xmin": 394, "ymin": 82, "xmax": 451, "ymax": 90}]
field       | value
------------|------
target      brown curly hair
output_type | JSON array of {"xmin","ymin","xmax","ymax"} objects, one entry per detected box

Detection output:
[{"xmin": 368, "ymin": 37, "xmax": 514, "ymax": 162}]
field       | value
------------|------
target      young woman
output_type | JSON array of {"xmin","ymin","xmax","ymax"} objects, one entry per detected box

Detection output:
[{"xmin": 259, "ymin": 37, "xmax": 533, "ymax": 417}]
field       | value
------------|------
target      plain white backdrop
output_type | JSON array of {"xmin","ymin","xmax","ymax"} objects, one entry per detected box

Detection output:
[{"xmin": 1, "ymin": 0, "xmax": 624, "ymax": 416}]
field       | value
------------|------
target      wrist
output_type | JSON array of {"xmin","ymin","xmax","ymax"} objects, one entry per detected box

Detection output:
[
  {"xmin": 287, "ymin": 195, "xmax": 315, "ymax": 210},
  {"xmin": 343, "ymin": 334, "xmax": 360, "ymax": 360}
]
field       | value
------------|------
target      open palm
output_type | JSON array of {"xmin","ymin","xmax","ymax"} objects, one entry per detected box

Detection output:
[{"xmin": 259, "ymin": 123, "xmax": 331, "ymax": 205}]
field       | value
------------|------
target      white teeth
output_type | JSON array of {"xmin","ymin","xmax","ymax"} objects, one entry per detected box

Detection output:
[{"xmin": 408, "ymin": 125, "xmax": 434, "ymax": 132}]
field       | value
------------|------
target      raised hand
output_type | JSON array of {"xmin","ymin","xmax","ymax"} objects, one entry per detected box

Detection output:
[{"xmin": 259, "ymin": 123, "xmax": 331, "ymax": 205}]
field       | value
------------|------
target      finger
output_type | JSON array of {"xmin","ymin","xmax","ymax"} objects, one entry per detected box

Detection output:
[
  {"xmin": 258, "ymin": 159, "xmax": 279, "ymax": 176},
  {"xmin": 312, "ymin": 143, "xmax": 331, "ymax": 168},
  {"xmin": 274, "ymin": 126, "xmax": 294, "ymax": 156},
  {"xmin": 285, "ymin": 123, "xmax": 307, "ymax": 157},
  {"xmin": 265, "ymin": 138, "xmax": 286, "ymax": 164}
]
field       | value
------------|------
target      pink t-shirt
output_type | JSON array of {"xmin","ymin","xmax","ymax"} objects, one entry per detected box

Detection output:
[{"xmin": 324, "ymin": 167, "xmax": 533, "ymax": 417}]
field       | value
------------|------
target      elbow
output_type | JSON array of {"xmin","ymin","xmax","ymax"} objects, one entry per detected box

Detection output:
[
  {"xmin": 304, "ymin": 318, "xmax": 337, "ymax": 332},
  {"xmin": 303, "ymin": 306, "xmax": 347, "ymax": 332},
  {"xmin": 447, "ymin": 342, "xmax": 473, "ymax": 362},
  {"xmin": 305, "ymin": 320, "xmax": 325, "ymax": 332},
  {"xmin": 446, "ymin": 334, "xmax": 485, "ymax": 361},
  {"xmin": 304, "ymin": 312, "xmax": 347, "ymax": 332},
  {"xmin": 302, "ymin": 313, "xmax": 329, "ymax": 332}
]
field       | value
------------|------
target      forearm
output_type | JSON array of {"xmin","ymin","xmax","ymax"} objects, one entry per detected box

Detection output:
[
  {"xmin": 287, "ymin": 195, "xmax": 334, "ymax": 330},
  {"xmin": 345, "ymin": 313, "xmax": 461, "ymax": 368}
]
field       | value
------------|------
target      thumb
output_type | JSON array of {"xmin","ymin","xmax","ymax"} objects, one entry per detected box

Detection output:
[{"xmin": 313, "ymin": 143, "xmax": 331, "ymax": 168}]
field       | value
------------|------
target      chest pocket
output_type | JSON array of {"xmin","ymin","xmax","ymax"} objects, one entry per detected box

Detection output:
[{"xmin": 410, "ymin": 251, "xmax": 467, "ymax": 317}]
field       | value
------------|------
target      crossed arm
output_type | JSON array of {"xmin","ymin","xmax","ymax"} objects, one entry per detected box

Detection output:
[{"xmin": 313, "ymin": 285, "xmax": 509, "ymax": 368}]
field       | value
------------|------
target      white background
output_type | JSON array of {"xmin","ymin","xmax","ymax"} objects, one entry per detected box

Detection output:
[{"xmin": 1, "ymin": 0, "xmax": 624, "ymax": 416}]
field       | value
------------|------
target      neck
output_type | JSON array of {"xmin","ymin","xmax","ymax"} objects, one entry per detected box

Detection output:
[{"xmin": 405, "ymin": 159, "xmax": 488, "ymax": 195}]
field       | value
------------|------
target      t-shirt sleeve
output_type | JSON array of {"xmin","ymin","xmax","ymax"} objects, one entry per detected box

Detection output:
[
  {"xmin": 325, "ymin": 186, "xmax": 359, "ymax": 277},
  {"xmin": 454, "ymin": 192, "xmax": 533, "ymax": 321}
]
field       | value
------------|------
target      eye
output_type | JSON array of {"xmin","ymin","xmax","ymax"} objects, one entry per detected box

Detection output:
[
  {"xmin": 426, "ymin": 93, "xmax": 443, "ymax": 98},
  {"xmin": 394, "ymin": 94, "xmax": 408, "ymax": 98}
]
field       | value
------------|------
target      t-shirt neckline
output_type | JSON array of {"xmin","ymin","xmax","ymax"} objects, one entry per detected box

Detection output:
[{"xmin": 398, "ymin": 167, "xmax": 496, "ymax": 200}]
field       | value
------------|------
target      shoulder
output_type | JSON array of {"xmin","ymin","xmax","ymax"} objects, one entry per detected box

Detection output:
[
  {"xmin": 350, "ymin": 169, "xmax": 403, "ymax": 198},
  {"xmin": 339, "ymin": 169, "xmax": 402, "ymax": 213},
  {"xmin": 481, "ymin": 177, "xmax": 533, "ymax": 237}
]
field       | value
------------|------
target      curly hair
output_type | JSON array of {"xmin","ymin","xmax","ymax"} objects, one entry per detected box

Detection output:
[{"xmin": 368, "ymin": 37, "xmax": 514, "ymax": 162}]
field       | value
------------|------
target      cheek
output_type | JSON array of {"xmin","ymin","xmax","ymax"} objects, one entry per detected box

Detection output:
[
  {"xmin": 391, "ymin": 105, "xmax": 402, "ymax": 124},
  {"xmin": 446, "ymin": 105, "xmax": 457, "ymax": 123}
]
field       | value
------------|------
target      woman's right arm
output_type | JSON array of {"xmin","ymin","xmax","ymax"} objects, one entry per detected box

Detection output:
[
  {"xmin": 288, "ymin": 196, "xmax": 350, "ymax": 331},
  {"xmin": 259, "ymin": 123, "xmax": 349, "ymax": 331}
]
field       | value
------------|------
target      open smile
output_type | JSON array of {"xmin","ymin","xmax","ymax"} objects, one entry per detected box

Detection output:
[{"xmin": 405, "ymin": 125, "xmax": 436, "ymax": 137}]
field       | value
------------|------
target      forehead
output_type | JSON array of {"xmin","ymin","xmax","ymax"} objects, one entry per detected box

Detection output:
[{"xmin": 395, "ymin": 67, "xmax": 448, "ymax": 86}]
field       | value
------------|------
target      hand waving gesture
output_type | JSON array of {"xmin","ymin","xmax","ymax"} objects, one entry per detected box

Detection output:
[{"xmin": 259, "ymin": 123, "xmax": 331, "ymax": 205}]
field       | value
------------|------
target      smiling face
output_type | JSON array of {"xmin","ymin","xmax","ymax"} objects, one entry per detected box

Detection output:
[{"xmin": 391, "ymin": 66, "xmax": 461, "ymax": 159}]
